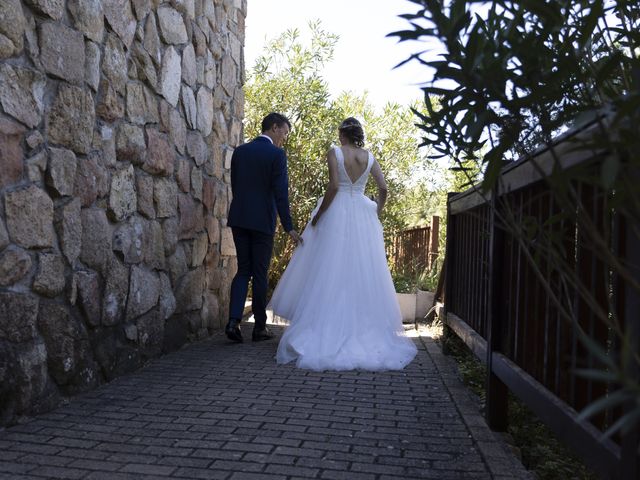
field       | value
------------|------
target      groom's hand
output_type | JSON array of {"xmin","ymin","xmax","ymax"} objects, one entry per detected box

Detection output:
[{"xmin": 288, "ymin": 230, "xmax": 303, "ymax": 245}]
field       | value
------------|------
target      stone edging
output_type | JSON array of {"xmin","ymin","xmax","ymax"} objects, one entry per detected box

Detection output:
[{"xmin": 420, "ymin": 335, "xmax": 535, "ymax": 480}]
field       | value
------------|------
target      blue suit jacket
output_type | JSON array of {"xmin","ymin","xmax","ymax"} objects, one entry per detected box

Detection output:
[{"xmin": 227, "ymin": 136, "xmax": 293, "ymax": 235}]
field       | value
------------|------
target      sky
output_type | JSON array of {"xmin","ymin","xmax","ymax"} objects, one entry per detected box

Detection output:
[{"xmin": 243, "ymin": 0, "xmax": 429, "ymax": 110}]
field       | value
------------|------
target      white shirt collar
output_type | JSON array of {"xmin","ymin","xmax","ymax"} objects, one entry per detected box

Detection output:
[{"xmin": 258, "ymin": 134, "xmax": 273, "ymax": 144}]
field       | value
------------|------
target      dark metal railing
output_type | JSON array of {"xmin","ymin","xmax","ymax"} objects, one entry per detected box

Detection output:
[{"xmin": 442, "ymin": 120, "xmax": 639, "ymax": 479}]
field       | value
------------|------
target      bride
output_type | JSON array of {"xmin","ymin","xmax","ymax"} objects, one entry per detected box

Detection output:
[{"xmin": 269, "ymin": 117, "xmax": 417, "ymax": 371}]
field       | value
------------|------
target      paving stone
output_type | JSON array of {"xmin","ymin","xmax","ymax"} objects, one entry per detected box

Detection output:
[{"xmin": 0, "ymin": 328, "xmax": 531, "ymax": 479}]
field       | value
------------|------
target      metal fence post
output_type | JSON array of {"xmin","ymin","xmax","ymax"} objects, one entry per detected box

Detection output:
[
  {"xmin": 621, "ymin": 211, "xmax": 640, "ymax": 479},
  {"xmin": 442, "ymin": 194, "xmax": 456, "ymax": 355},
  {"xmin": 430, "ymin": 215, "xmax": 440, "ymax": 269},
  {"xmin": 486, "ymin": 190, "xmax": 509, "ymax": 431}
]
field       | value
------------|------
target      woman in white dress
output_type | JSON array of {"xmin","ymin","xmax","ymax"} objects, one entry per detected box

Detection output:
[{"xmin": 269, "ymin": 117, "xmax": 417, "ymax": 371}]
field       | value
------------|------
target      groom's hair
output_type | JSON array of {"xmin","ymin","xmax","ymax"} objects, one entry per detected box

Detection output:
[{"xmin": 261, "ymin": 112, "xmax": 291, "ymax": 133}]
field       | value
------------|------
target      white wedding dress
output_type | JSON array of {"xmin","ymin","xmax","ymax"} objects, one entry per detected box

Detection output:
[{"xmin": 269, "ymin": 146, "xmax": 418, "ymax": 371}]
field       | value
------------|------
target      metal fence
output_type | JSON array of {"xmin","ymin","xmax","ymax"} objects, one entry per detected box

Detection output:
[{"xmin": 443, "ymin": 121, "xmax": 639, "ymax": 479}]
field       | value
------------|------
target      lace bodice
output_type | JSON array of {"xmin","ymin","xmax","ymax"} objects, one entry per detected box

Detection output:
[{"xmin": 334, "ymin": 146, "xmax": 373, "ymax": 195}]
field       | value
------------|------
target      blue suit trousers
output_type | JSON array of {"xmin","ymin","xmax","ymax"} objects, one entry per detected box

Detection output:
[{"xmin": 228, "ymin": 227, "xmax": 274, "ymax": 330}]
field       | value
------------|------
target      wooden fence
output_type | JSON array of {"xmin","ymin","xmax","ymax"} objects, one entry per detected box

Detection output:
[
  {"xmin": 389, "ymin": 216, "xmax": 440, "ymax": 275},
  {"xmin": 442, "ymin": 120, "xmax": 639, "ymax": 479}
]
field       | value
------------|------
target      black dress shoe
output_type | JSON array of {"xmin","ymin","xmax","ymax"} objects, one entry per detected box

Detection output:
[
  {"xmin": 252, "ymin": 327, "xmax": 274, "ymax": 342},
  {"xmin": 225, "ymin": 319, "xmax": 243, "ymax": 343}
]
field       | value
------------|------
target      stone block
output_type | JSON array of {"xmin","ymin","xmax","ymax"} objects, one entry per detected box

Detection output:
[
  {"xmin": 46, "ymin": 84, "xmax": 95, "ymax": 154},
  {"xmin": 187, "ymin": 130, "xmax": 208, "ymax": 166},
  {"xmin": 178, "ymin": 193, "xmax": 204, "ymax": 239},
  {"xmin": 0, "ymin": 64, "xmax": 45, "ymax": 128},
  {"xmin": 80, "ymin": 208, "xmax": 111, "ymax": 273},
  {"xmin": 174, "ymin": 266, "xmax": 204, "ymax": 313},
  {"xmin": 181, "ymin": 43, "xmax": 196, "ymax": 86},
  {"xmin": 0, "ymin": 246, "xmax": 32, "ymax": 287},
  {"xmin": 144, "ymin": 128, "xmax": 174, "ymax": 176},
  {"xmin": 191, "ymin": 167, "xmax": 203, "ymax": 201},
  {"xmin": 126, "ymin": 265, "xmax": 160, "ymax": 320},
  {"xmin": 5, "ymin": 186, "xmax": 54, "ymax": 248},
  {"xmin": 55, "ymin": 198, "xmax": 82, "ymax": 265},
  {"xmin": 96, "ymin": 79, "xmax": 125, "ymax": 122},
  {"xmin": 0, "ymin": 116, "xmax": 25, "ymax": 188},
  {"xmin": 136, "ymin": 173, "xmax": 155, "ymax": 218},
  {"xmin": 85, "ymin": 41, "xmax": 101, "ymax": 91},
  {"xmin": 162, "ymin": 216, "xmax": 178, "ymax": 256},
  {"xmin": 0, "ymin": 292, "xmax": 38, "ymax": 342},
  {"xmin": 154, "ymin": 177, "xmax": 178, "ymax": 218},
  {"xmin": 196, "ymin": 87, "xmax": 213, "ymax": 136},
  {"xmin": 116, "ymin": 123, "xmax": 146, "ymax": 165},
  {"xmin": 25, "ymin": 0, "xmax": 64, "ymax": 19},
  {"xmin": 74, "ymin": 152, "xmax": 109, "ymax": 207},
  {"xmin": 220, "ymin": 226, "xmax": 235, "ymax": 256},
  {"xmin": 126, "ymin": 82, "xmax": 159, "ymax": 125},
  {"xmin": 113, "ymin": 215, "xmax": 144, "ymax": 264},
  {"xmin": 191, "ymin": 231, "xmax": 208, "ymax": 267},
  {"xmin": 145, "ymin": 219, "xmax": 165, "ymax": 270},
  {"xmin": 108, "ymin": 165, "xmax": 137, "ymax": 222},
  {"xmin": 158, "ymin": 272, "xmax": 176, "ymax": 320},
  {"xmin": 39, "ymin": 21, "xmax": 85, "ymax": 83},
  {"xmin": 0, "ymin": 0, "xmax": 26, "ymax": 56},
  {"xmin": 103, "ymin": 0, "xmax": 137, "ymax": 48},
  {"xmin": 38, "ymin": 303, "xmax": 95, "ymax": 387},
  {"xmin": 181, "ymin": 85, "xmax": 197, "ymax": 129},
  {"xmin": 143, "ymin": 12, "xmax": 161, "ymax": 65},
  {"xmin": 47, "ymin": 147, "xmax": 77, "ymax": 197},
  {"xmin": 102, "ymin": 33, "xmax": 127, "ymax": 94},
  {"xmin": 68, "ymin": 0, "xmax": 104, "ymax": 42},
  {"xmin": 33, "ymin": 253, "xmax": 65, "ymax": 297},
  {"xmin": 101, "ymin": 257, "xmax": 129, "ymax": 326},
  {"xmin": 157, "ymin": 5, "xmax": 188, "ymax": 44},
  {"xmin": 160, "ymin": 46, "xmax": 181, "ymax": 106}
]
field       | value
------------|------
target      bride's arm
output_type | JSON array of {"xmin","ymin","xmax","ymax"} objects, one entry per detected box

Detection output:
[
  {"xmin": 370, "ymin": 159, "xmax": 387, "ymax": 218},
  {"xmin": 311, "ymin": 149, "xmax": 339, "ymax": 226}
]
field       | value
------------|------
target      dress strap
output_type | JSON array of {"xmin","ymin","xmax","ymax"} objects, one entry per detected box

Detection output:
[{"xmin": 333, "ymin": 145, "xmax": 344, "ymax": 164}]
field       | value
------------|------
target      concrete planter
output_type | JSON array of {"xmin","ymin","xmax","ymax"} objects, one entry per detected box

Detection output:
[
  {"xmin": 397, "ymin": 290, "xmax": 435, "ymax": 323},
  {"xmin": 416, "ymin": 289, "xmax": 435, "ymax": 320},
  {"xmin": 397, "ymin": 292, "xmax": 417, "ymax": 323}
]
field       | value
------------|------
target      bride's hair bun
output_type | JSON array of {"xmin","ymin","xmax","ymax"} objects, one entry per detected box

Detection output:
[{"xmin": 339, "ymin": 117, "xmax": 365, "ymax": 147}]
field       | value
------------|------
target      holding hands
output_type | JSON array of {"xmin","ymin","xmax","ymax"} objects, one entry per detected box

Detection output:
[{"xmin": 288, "ymin": 229, "xmax": 303, "ymax": 246}]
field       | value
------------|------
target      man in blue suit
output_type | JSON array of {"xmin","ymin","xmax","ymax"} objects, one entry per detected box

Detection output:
[{"xmin": 225, "ymin": 113, "xmax": 302, "ymax": 343}]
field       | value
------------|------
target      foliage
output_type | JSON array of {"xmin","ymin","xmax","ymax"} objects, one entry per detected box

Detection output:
[
  {"xmin": 244, "ymin": 22, "xmax": 438, "ymax": 290},
  {"xmin": 391, "ymin": 0, "xmax": 640, "ymax": 187},
  {"xmin": 392, "ymin": 271, "xmax": 417, "ymax": 294},
  {"xmin": 392, "ymin": 253, "xmax": 443, "ymax": 293},
  {"xmin": 392, "ymin": 0, "xmax": 640, "ymax": 440}
]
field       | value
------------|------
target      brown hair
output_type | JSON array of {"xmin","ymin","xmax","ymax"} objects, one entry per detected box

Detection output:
[{"xmin": 339, "ymin": 117, "xmax": 365, "ymax": 147}]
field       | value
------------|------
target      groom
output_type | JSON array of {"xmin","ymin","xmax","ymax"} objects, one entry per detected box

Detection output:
[{"xmin": 225, "ymin": 112, "xmax": 302, "ymax": 343}]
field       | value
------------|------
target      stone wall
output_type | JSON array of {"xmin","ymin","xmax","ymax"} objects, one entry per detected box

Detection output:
[{"xmin": 0, "ymin": 0, "xmax": 244, "ymax": 425}]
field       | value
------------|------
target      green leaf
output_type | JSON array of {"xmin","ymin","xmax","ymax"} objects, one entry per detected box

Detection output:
[
  {"xmin": 481, "ymin": 145, "xmax": 506, "ymax": 192},
  {"xmin": 518, "ymin": 0, "xmax": 564, "ymax": 28},
  {"xmin": 573, "ymin": 326, "xmax": 617, "ymax": 370},
  {"xmin": 573, "ymin": 368, "xmax": 620, "ymax": 383},
  {"xmin": 578, "ymin": 390, "xmax": 631, "ymax": 421},
  {"xmin": 602, "ymin": 406, "xmax": 640, "ymax": 438},
  {"xmin": 579, "ymin": 1, "xmax": 604, "ymax": 48}
]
